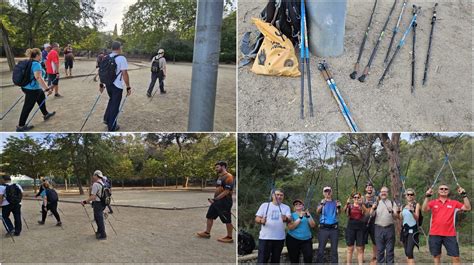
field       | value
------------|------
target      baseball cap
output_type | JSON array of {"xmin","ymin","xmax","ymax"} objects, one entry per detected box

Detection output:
[
  {"xmin": 323, "ymin": 186, "xmax": 332, "ymax": 192},
  {"xmin": 93, "ymin": 170, "xmax": 104, "ymax": 178}
]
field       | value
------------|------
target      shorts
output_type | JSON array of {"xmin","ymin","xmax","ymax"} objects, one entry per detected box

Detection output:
[
  {"xmin": 65, "ymin": 60, "xmax": 73, "ymax": 69},
  {"xmin": 429, "ymin": 235, "xmax": 459, "ymax": 257},
  {"xmin": 364, "ymin": 221, "xmax": 376, "ymax": 244},
  {"xmin": 205, "ymin": 197, "xmax": 232, "ymax": 224},
  {"xmin": 345, "ymin": 220, "xmax": 366, "ymax": 247},
  {"xmin": 47, "ymin": 74, "xmax": 59, "ymax": 86}
]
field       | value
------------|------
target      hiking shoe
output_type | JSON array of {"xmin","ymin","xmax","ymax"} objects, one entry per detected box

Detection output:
[
  {"xmin": 16, "ymin": 125, "xmax": 34, "ymax": 132},
  {"xmin": 109, "ymin": 125, "xmax": 120, "ymax": 132},
  {"xmin": 109, "ymin": 211, "xmax": 114, "ymax": 214},
  {"xmin": 5, "ymin": 231, "xmax": 14, "ymax": 237},
  {"xmin": 44, "ymin": 111, "xmax": 56, "ymax": 121},
  {"xmin": 146, "ymin": 93, "xmax": 151, "ymax": 98},
  {"xmin": 217, "ymin": 236, "xmax": 234, "ymax": 243},
  {"xmin": 97, "ymin": 235, "xmax": 107, "ymax": 240},
  {"xmin": 160, "ymin": 90, "xmax": 167, "ymax": 94},
  {"xmin": 56, "ymin": 222, "xmax": 62, "ymax": 226},
  {"xmin": 38, "ymin": 221, "xmax": 45, "ymax": 225},
  {"xmin": 196, "ymin": 231, "xmax": 211, "ymax": 238},
  {"xmin": 103, "ymin": 120, "xmax": 108, "ymax": 125},
  {"xmin": 54, "ymin": 94, "xmax": 62, "ymax": 97}
]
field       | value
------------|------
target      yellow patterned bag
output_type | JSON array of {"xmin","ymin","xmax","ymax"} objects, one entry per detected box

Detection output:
[{"xmin": 251, "ymin": 18, "xmax": 300, "ymax": 77}]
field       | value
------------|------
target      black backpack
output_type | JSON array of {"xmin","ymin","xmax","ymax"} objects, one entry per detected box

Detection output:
[
  {"xmin": 238, "ymin": 230, "xmax": 256, "ymax": 256},
  {"xmin": 12, "ymin": 59, "xmax": 34, "ymax": 87},
  {"xmin": 412, "ymin": 202, "xmax": 423, "ymax": 226},
  {"xmin": 46, "ymin": 188, "xmax": 59, "ymax": 203},
  {"xmin": 261, "ymin": 0, "xmax": 302, "ymax": 46},
  {"xmin": 3, "ymin": 184, "xmax": 23, "ymax": 205},
  {"xmin": 98, "ymin": 55, "xmax": 123, "ymax": 86},
  {"xmin": 98, "ymin": 182, "xmax": 112, "ymax": 207}
]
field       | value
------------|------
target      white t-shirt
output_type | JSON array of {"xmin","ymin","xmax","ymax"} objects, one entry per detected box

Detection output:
[
  {"xmin": 110, "ymin": 52, "xmax": 128, "ymax": 89},
  {"xmin": 0, "ymin": 183, "xmax": 24, "ymax": 206},
  {"xmin": 91, "ymin": 180, "xmax": 104, "ymax": 202},
  {"xmin": 256, "ymin": 202, "xmax": 291, "ymax": 240}
]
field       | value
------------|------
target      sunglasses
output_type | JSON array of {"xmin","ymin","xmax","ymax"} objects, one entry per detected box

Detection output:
[
  {"xmin": 324, "ymin": 190, "xmax": 331, "ymax": 193},
  {"xmin": 406, "ymin": 193, "xmax": 415, "ymax": 196},
  {"xmin": 439, "ymin": 188, "xmax": 449, "ymax": 191},
  {"xmin": 353, "ymin": 196, "xmax": 360, "ymax": 199}
]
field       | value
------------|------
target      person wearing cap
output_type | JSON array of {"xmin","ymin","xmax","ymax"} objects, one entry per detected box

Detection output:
[
  {"xmin": 101, "ymin": 41, "xmax": 132, "ymax": 132},
  {"xmin": 399, "ymin": 188, "xmax": 421, "ymax": 265},
  {"xmin": 146, "ymin": 48, "xmax": 167, "ymax": 97},
  {"xmin": 286, "ymin": 199, "xmax": 316, "ymax": 264},
  {"xmin": 102, "ymin": 175, "xmax": 114, "ymax": 214},
  {"xmin": 370, "ymin": 186, "xmax": 399, "ymax": 264},
  {"xmin": 197, "ymin": 161, "xmax": 234, "ymax": 243},
  {"xmin": 363, "ymin": 182, "xmax": 378, "ymax": 264},
  {"xmin": 255, "ymin": 188, "xmax": 291, "ymax": 263},
  {"xmin": 80, "ymin": 170, "xmax": 107, "ymax": 240},
  {"xmin": 343, "ymin": 192, "xmax": 369, "ymax": 265},
  {"xmin": 422, "ymin": 184, "xmax": 470, "ymax": 265},
  {"xmin": 0, "ymin": 175, "xmax": 24, "ymax": 236},
  {"xmin": 46, "ymin": 42, "xmax": 61, "ymax": 97},
  {"xmin": 41, "ymin": 44, "xmax": 51, "ymax": 72},
  {"xmin": 316, "ymin": 186, "xmax": 341, "ymax": 263}
]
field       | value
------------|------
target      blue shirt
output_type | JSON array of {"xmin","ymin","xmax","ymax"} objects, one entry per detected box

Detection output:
[
  {"xmin": 23, "ymin": 61, "xmax": 44, "ymax": 90},
  {"xmin": 402, "ymin": 208, "xmax": 417, "ymax": 227},
  {"xmin": 319, "ymin": 200, "xmax": 338, "ymax": 225},
  {"xmin": 41, "ymin": 50, "xmax": 48, "ymax": 63},
  {"xmin": 288, "ymin": 212, "xmax": 312, "ymax": 240}
]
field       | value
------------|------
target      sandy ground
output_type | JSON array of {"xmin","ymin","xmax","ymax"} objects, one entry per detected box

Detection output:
[
  {"xmin": 0, "ymin": 58, "xmax": 236, "ymax": 132},
  {"xmin": 238, "ymin": 0, "xmax": 473, "ymax": 132},
  {"xmin": 0, "ymin": 189, "xmax": 236, "ymax": 263}
]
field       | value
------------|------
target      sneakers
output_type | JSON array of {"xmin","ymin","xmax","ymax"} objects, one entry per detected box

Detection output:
[
  {"xmin": 217, "ymin": 236, "xmax": 234, "ymax": 243},
  {"xmin": 196, "ymin": 231, "xmax": 211, "ymax": 238},
  {"xmin": 146, "ymin": 93, "xmax": 151, "ymax": 98},
  {"xmin": 38, "ymin": 221, "xmax": 45, "ymax": 225},
  {"xmin": 16, "ymin": 125, "xmax": 34, "ymax": 132},
  {"xmin": 97, "ymin": 236, "xmax": 107, "ymax": 240},
  {"xmin": 44, "ymin": 111, "xmax": 56, "ymax": 121},
  {"xmin": 109, "ymin": 125, "xmax": 120, "ymax": 132},
  {"xmin": 56, "ymin": 222, "xmax": 62, "ymax": 226},
  {"xmin": 54, "ymin": 94, "xmax": 62, "ymax": 97},
  {"xmin": 160, "ymin": 90, "xmax": 167, "ymax": 94}
]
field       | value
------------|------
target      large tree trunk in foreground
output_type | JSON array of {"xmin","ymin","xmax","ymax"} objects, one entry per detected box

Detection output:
[{"xmin": 0, "ymin": 21, "xmax": 15, "ymax": 71}]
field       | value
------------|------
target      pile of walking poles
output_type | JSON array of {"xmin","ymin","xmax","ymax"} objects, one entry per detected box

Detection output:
[{"xmin": 350, "ymin": 0, "xmax": 439, "ymax": 91}]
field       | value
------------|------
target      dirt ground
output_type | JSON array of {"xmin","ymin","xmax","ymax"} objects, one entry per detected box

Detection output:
[
  {"xmin": 0, "ymin": 58, "xmax": 236, "ymax": 132},
  {"xmin": 0, "ymin": 189, "xmax": 236, "ymax": 263},
  {"xmin": 238, "ymin": 0, "xmax": 473, "ymax": 132}
]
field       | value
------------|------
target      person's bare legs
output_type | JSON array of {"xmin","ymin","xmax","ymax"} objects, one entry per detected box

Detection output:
[
  {"xmin": 370, "ymin": 245, "xmax": 377, "ymax": 265},
  {"xmin": 356, "ymin": 246, "xmax": 364, "ymax": 265},
  {"xmin": 407, "ymin": 258, "xmax": 415, "ymax": 265},
  {"xmin": 434, "ymin": 255, "xmax": 441, "ymax": 265},
  {"xmin": 225, "ymin": 223, "xmax": 233, "ymax": 238},
  {"xmin": 452, "ymin": 256, "xmax": 461, "ymax": 265},
  {"xmin": 206, "ymin": 218, "xmax": 213, "ymax": 233},
  {"xmin": 346, "ymin": 245, "xmax": 354, "ymax": 265}
]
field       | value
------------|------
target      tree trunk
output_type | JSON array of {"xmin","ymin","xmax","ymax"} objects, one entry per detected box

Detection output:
[
  {"xmin": 184, "ymin": 176, "xmax": 189, "ymax": 188},
  {"xmin": 122, "ymin": 179, "xmax": 124, "ymax": 189},
  {"xmin": 0, "ymin": 21, "xmax": 15, "ymax": 71},
  {"xmin": 201, "ymin": 178, "xmax": 204, "ymax": 190}
]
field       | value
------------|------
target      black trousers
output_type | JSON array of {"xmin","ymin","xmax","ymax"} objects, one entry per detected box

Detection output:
[
  {"xmin": 92, "ymin": 202, "xmax": 106, "ymax": 237},
  {"xmin": 19, "ymin": 88, "xmax": 48, "ymax": 126},
  {"xmin": 103, "ymin": 84, "xmax": 123, "ymax": 131},
  {"xmin": 2, "ymin": 203, "xmax": 22, "ymax": 235},
  {"xmin": 257, "ymin": 239, "xmax": 285, "ymax": 264},
  {"xmin": 286, "ymin": 234, "xmax": 313, "ymax": 264},
  {"xmin": 316, "ymin": 227, "xmax": 339, "ymax": 264},
  {"xmin": 147, "ymin": 72, "xmax": 165, "ymax": 94},
  {"xmin": 41, "ymin": 202, "xmax": 61, "ymax": 223}
]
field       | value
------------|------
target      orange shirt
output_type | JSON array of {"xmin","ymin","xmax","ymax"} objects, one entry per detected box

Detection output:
[{"xmin": 214, "ymin": 172, "xmax": 234, "ymax": 199}]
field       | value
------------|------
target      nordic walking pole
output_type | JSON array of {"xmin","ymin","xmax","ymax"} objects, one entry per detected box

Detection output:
[
  {"xmin": 82, "ymin": 205, "xmax": 96, "ymax": 233},
  {"xmin": 299, "ymin": 3, "xmax": 305, "ymax": 120},
  {"xmin": 79, "ymin": 89, "xmax": 104, "ymax": 132},
  {"xmin": 82, "ymin": 68, "xmax": 98, "ymax": 82},
  {"xmin": 350, "ymin": 0, "xmax": 378, "ymax": 79},
  {"xmin": 302, "ymin": 0, "xmax": 314, "ymax": 117},
  {"xmin": 104, "ymin": 213, "xmax": 118, "ymax": 235},
  {"xmin": 0, "ymin": 95, "xmax": 24, "ymax": 120},
  {"xmin": 384, "ymin": 0, "xmax": 407, "ymax": 64},
  {"xmin": 22, "ymin": 216, "xmax": 29, "ymax": 230},
  {"xmin": 411, "ymin": 5, "xmax": 418, "ymax": 93},
  {"xmin": 111, "ymin": 95, "xmax": 128, "ymax": 130},
  {"xmin": 378, "ymin": 5, "xmax": 421, "ymax": 86},
  {"xmin": 358, "ymin": 0, "xmax": 398, "ymax": 82},
  {"xmin": 111, "ymin": 196, "xmax": 120, "ymax": 213},
  {"xmin": 1, "ymin": 215, "xmax": 15, "ymax": 243},
  {"xmin": 423, "ymin": 3, "xmax": 438, "ymax": 86}
]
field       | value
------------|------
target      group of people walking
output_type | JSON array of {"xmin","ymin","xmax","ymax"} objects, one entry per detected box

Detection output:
[
  {"xmin": 254, "ymin": 182, "xmax": 470, "ymax": 264},
  {"xmin": 14, "ymin": 41, "xmax": 167, "ymax": 132}
]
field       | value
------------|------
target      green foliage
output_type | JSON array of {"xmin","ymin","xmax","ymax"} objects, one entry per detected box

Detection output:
[{"xmin": 220, "ymin": 11, "xmax": 236, "ymax": 62}]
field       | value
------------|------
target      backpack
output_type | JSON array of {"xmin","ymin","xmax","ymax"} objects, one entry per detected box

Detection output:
[
  {"xmin": 97, "ymin": 182, "xmax": 112, "ymax": 207},
  {"xmin": 238, "ymin": 230, "xmax": 256, "ymax": 255},
  {"xmin": 411, "ymin": 202, "xmax": 423, "ymax": 226},
  {"xmin": 12, "ymin": 59, "xmax": 34, "ymax": 87},
  {"xmin": 96, "ymin": 53, "xmax": 105, "ymax": 68},
  {"xmin": 98, "ymin": 55, "xmax": 123, "ymax": 86},
  {"xmin": 45, "ymin": 188, "xmax": 59, "ymax": 203},
  {"xmin": 151, "ymin": 57, "xmax": 161, "ymax": 73},
  {"xmin": 3, "ymin": 184, "xmax": 23, "ymax": 205}
]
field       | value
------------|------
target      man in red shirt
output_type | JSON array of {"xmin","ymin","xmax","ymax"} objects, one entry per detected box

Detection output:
[
  {"xmin": 422, "ymin": 184, "xmax": 471, "ymax": 265},
  {"xmin": 46, "ymin": 43, "xmax": 61, "ymax": 97}
]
